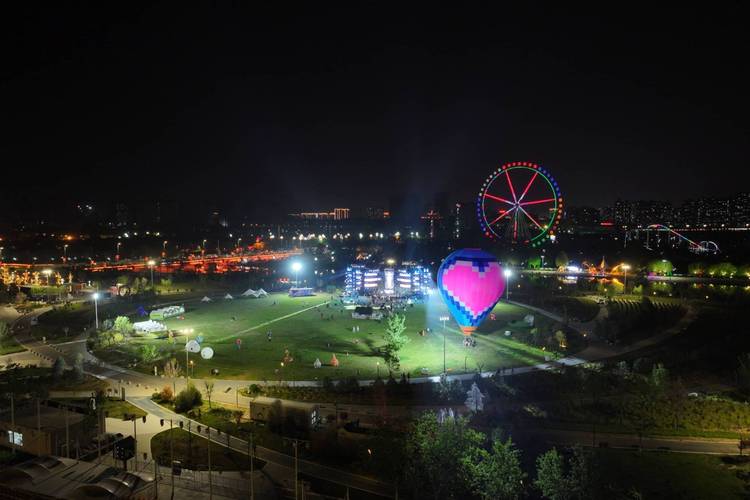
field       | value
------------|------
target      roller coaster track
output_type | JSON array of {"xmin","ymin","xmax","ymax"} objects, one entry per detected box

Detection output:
[{"xmin": 644, "ymin": 224, "xmax": 719, "ymax": 253}]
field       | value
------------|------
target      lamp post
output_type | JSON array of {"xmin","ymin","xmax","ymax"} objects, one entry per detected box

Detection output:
[
  {"xmin": 0, "ymin": 247, "xmax": 4, "ymax": 261},
  {"xmin": 147, "ymin": 260, "xmax": 156, "ymax": 288},
  {"xmin": 440, "ymin": 315, "xmax": 450, "ymax": 374},
  {"xmin": 185, "ymin": 333, "xmax": 191, "ymax": 383},
  {"xmin": 63, "ymin": 244, "xmax": 68, "ymax": 262},
  {"xmin": 292, "ymin": 261, "xmax": 302, "ymax": 287},
  {"xmin": 503, "ymin": 268, "xmax": 513, "ymax": 301},
  {"xmin": 162, "ymin": 240, "xmax": 168, "ymax": 258},
  {"xmin": 116, "ymin": 242, "xmax": 122, "ymax": 261},
  {"xmin": 92, "ymin": 293, "xmax": 100, "ymax": 331},
  {"xmin": 621, "ymin": 264, "xmax": 631, "ymax": 294},
  {"xmin": 202, "ymin": 239, "xmax": 207, "ymax": 256}
]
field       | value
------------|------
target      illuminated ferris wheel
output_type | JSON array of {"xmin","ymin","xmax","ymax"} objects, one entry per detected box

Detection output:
[{"xmin": 477, "ymin": 161, "xmax": 563, "ymax": 247}]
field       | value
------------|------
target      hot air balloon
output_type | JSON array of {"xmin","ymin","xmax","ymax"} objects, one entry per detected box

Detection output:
[{"xmin": 437, "ymin": 248, "xmax": 505, "ymax": 335}]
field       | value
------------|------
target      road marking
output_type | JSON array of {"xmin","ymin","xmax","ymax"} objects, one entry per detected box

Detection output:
[{"xmin": 216, "ymin": 300, "xmax": 331, "ymax": 342}]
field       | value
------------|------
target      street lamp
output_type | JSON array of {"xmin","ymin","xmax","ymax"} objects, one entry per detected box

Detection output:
[
  {"xmin": 92, "ymin": 293, "xmax": 100, "ymax": 330},
  {"xmin": 147, "ymin": 260, "xmax": 156, "ymax": 288},
  {"xmin": 0, "ymin": 247, "xmax": 4, "ymax": 261},
  {"xmin": 440, "ymin": 315, "xmax": 450, "ymax": 374},
  {"xmin": 621, "ymin": 264, "xmax": 631, "ymax": 294},
  {"xmin": 503, "ymin": 268, "xmax": 513, "ymax": 300},
  {"xmin": 162, "ymin": 240, "xmax": 168, "ymax": 257},
  {"xmin": 63, "ymin": 244, "xmax": 68, "ymax": 262},
  {"xmin": 291, "ymin": 261, "xmax": 302, "ymax": 287}
]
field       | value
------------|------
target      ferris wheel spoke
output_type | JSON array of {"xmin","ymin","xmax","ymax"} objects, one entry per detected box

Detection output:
[
  {"xmin": 520, "ymin": 197, "xmax": 555, "ymax": 206},
  {"xmin": 484, "ymin": 193, "xmax": 515, "ymax": 205},
  {"xmin": 518, "ymin": 171, "xmax": 538, "ymax": 202},
  {"xmin": 512, "ymin": 210, "xmax": 519, "ymax": 240},
  {"xmin": 505, "ymin": 170, "xmax": 518, "ymax": 203},
  {"xmin": 488, "ymin": 208, "xmax": 513, "ymax": 226},
  {"xmin": 518, "ymin": 206, "xmax": 544, "ymax": 231}
]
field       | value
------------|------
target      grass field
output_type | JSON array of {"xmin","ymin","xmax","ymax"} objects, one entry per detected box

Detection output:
[
  {"xmin": 0, "ymin": 336, "xmax": 24, "ymax": 355},
  {"xmin": 96, "ymin": 292, "xmax": 564, "ymax": 380}
]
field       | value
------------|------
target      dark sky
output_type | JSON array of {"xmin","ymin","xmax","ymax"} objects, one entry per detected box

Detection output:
[{"xmin": 2, "ymin": 3, "xmax": 749, "ymax": 216}]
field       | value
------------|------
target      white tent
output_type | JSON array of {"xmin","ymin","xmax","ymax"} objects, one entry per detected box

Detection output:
[
  {"xmin": 224, "ymin": 293, "xmax": 234, "ymax": 300},
  {"xmin": 133, "ymin": 320, "xmax": 167, "ymax": 333},
  {"xmin": 242, "ymin": 288, "xmax": 269, "ymax": 298},
  {"xmin": 201, "ymin": 296, "xmax": 212, "ymax": 302}
]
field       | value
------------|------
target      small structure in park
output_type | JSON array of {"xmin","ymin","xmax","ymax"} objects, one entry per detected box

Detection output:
[
  {"xmin": 313, "ymin": 358, "xmax": 322, "ymax": 369},
  {"xmin": 330, "ymin": 353, "xmax": 339, "ymax": 367},
  {"xmin": 224, "ymin": 293, "xmax": 234, "ymax": 300},
  {"xmin": 282, "ymin": 349, "xmax": 294, "ymax": 364},
  {"xmin": 149, "ymin": 305, "xmax": 185, "ymax": 320},
  {"xmin": 201, "ymin": 296, "xmax": 212, "ymax": 302}
]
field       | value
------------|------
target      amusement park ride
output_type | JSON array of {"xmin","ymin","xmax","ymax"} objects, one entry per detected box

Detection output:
[
  {"xmin": 642, "ymin": 224, "xmax": 720, "ymax": 254},
  {"xmin": 477, "ymin": 161, "xmax": 563, "ymax": 247}
]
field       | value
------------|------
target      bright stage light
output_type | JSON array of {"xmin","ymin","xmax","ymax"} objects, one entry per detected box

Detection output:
[{"xmin": 291, "ymin": 262, "xmax": 302, "ymax": 272}]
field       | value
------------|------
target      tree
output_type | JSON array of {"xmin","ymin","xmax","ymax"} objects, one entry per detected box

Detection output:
[
  {"xmin": 72, "ymin": 353, "xmax": 85, "ymax": 381},
  {"xmin": 175, "ymin": 383, "xmax": 202, "ymax": 413},
  {"xmin": 232, "ymin": 410, "xmax": 244, "ymax": 426},
  {"xmin": 382, "ymin": 313, "xmax": 410, "ymax": 370},
  {"xmin": 464, "ymin": 433, "xmax": 526, "ymax": 500},
  {"xmin": 465, "ymin": 382, "xmax": 486, "ymax": 412},
  {"xmin": 687, "ymin": 262, "xmax": 704, "ymax": 276},
  {"xmin": 159, "ymin": 385, "xmax": 174, "ymax": 402},
  {"xmin": 52, "ymin": 357, "xmax": 66, "ymax": 378},
  {"xmin": 527, "ymin": 255, "xmax": 542, "ymax": 269},
  {"xmin": 163, "ymin": 358, "xmax": 181, "ymax": 378},
  {"xmin": 647, "ymin": 259, "xmax": 673, "ymax": 276},
  {"xmin": 113, "ymin": 316, "xmax": 133, "ymax": 334},
  {"xmin": 404, "ymin": 412, "xmax": 484, "ymax": 499},
  {"xmin": 535, "ymin": 446, "xmax": 594, "ymax": 500},
  {"xmin": 140, "ymin": 344, "xmax": 159, "ymax": 363},
  {"xmin": 0, "ymin": 322, "xmax": 8, "ymax": 340},
  {"xmin": 555, "ymin": 251, "xmax": 569, "ymax": 269},
  {"xmin": 204, "ymin": 380, "xmax": 215, "ymax": 408},
  {"xmin": 435, "ymin": 373, "xmax": 464, "ymax": 403}
]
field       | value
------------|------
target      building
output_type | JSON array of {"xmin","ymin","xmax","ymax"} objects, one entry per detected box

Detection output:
[
  {"xmin": 345, "ymin": 264, "xmax": 432, "ymax": 297},
  {"xmin": 0, "ymin": 403, "xmax": 102, "ymax": 457},
  {"xmin": 0, "ymin": 456, "xmax": 154, "ymax": 499},
  {"xmin": 333, "ymin": 208, "xmax": 350, "ymax": 220}
]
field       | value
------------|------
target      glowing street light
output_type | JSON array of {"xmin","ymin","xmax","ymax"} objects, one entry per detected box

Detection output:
[
  {"xmin": 63, "ymin": 244, "xmax": 69, "ymax": 262},
  {"xmin": 291, "ymin": 261, "xmax": 303, "ymax": 287},
  {"xmin": 621, "ymin": 264, "xmax": 631, "ymax": 294},
  {"xmin": 147, "ymin": 260, "xmax": 156, "ymax": 288},
  {"xmin": 42, "ymin": 269, "xmax": 52, "ymax": 285},
  {"xmin": 92, "ymin": 292, "xmax": 100, "ymax": 330},
  {"xmin": 503, "ymin": 268, "xmax": 513, "ymax": 301}
]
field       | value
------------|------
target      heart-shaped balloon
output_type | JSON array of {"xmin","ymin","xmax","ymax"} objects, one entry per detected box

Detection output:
[{"xmin": 437, "ymin": 248, "xmax": 505, "ymax": 335}]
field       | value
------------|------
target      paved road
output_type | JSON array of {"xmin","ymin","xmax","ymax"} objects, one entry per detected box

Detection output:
[
  {"xmin": 525, "ymin": 427, "xmax": 739, "ymax": 455},
  {"xmin": 128, "ymin": 396, "xmax": 395, "ymax": 498}
]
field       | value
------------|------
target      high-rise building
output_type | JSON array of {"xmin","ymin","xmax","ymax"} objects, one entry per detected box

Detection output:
[{"xmin": 333, "ymin": 208, "xmax": 350, "ymax": 220}]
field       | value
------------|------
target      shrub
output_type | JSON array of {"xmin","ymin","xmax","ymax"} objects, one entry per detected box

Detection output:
[
  {"xmin": 174, "ymin": 383, "xmax": 203, "ymax": 413},
  {"xmin": 159, "ymin": 385, "xmax": 174, "ymax": 402}
]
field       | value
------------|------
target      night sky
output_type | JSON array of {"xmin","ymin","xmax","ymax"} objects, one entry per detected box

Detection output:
[{"xmin": 3, "ymin": 4, "xmax": 749, "ymax": 216}]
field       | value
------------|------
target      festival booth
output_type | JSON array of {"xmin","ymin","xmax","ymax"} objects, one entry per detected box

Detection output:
[
  {"xmin": 133, "ymin": 320, "xmax": 167, "ymax": 333},
  {"xmin": 149, "ymin": 305, "xmax": 185, "ymax": 320},
  {"xmin": 241, "ymin": 288, "xmax": 269, "ymax": 298}
]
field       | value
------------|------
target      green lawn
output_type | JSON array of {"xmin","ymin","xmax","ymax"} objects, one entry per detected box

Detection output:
[
  {"xmin": 0, "ymin": 336, "xmax": 25, "ymax": 355},
  {"xmin": 95, "ymin": 292, "xmax": 564, "ymax": 380},
  {"xmin": 596, "ymin": 449, "xmax": 750, "ymax": 499}
]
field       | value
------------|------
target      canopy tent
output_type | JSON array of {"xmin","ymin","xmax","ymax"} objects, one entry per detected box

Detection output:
[
  {"xmin": 241, "ymin": 288, "xmax": 269, "ymax": 298},
  {"xmin": 224, "ymin": 293, "xmax": 234, "ymax": 300},
  {"xmin": 201, "ymin": 296, "xmax": 212, "ymax": 302},
  {"xmin": 133, "ymin": 320, "xmax": 167, "ymax": 333}
]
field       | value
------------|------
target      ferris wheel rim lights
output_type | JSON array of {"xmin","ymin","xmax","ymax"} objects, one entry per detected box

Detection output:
[{"xmin": 476, "ymin": 161, "xmax": 563, "ymax": 247}]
